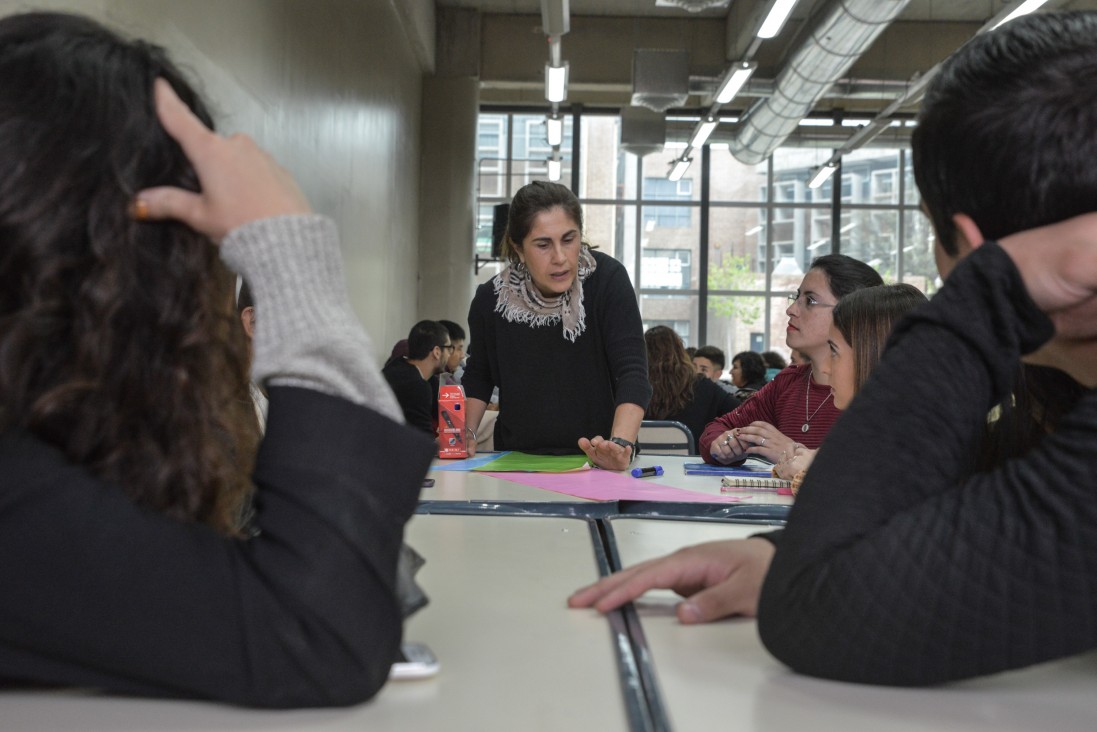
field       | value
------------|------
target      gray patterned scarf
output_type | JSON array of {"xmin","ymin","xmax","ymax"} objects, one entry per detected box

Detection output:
[{"xmin": 493, "ymin": 245, "xmax": 597, "ymax": 342}]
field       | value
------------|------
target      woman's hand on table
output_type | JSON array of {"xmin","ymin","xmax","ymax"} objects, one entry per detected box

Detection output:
[
  {"xmin": 133, "ymin": 79, "xmax": 311, "ymax": 240},
  {"xmin": 568, "ymin": 538, "xmax": 777, "ymax": 623},
  {"xmin": 578, "ymin": 436, "xmax": 632, "ymax": 471},
  {"xmin": 707, "ymin": 425, "xmax": 759, "ymax": 464},
  {"xmin": 734, "ymin": 422, "xmax": 795, "ymax": 464}
]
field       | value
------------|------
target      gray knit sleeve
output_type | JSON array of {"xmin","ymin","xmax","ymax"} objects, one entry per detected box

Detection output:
[{"xmin": 219, "ymin": 215, "xmax": 403, "ymax": 423}]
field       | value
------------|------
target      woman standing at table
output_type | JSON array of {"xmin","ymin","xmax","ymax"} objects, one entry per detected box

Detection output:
[
  {"xmin": 463, "ymin": 181, "xmax": 651, "ymax": 470},
  {"xmin": 700, "ymin": 254, "xmax": 882, "ymax": 465},
  {"xmin": 0, "ymin": 13, "xmax": 432, "ymax": 707},
  {"xmin": 644, "ymin": 326, "xmax": 738, "ymax": 454}
]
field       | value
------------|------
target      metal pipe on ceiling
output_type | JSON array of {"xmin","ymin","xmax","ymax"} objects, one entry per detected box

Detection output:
[{"xmin": 727, "ymin": 0, "xmax": 913, "ymax": 165}]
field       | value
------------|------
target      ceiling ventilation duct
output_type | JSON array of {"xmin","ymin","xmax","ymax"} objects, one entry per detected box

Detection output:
[
  {"xmin": 655, "ymin": 0, "xmax": 730, "ymax": 12},
  {"xmin": 620, "ymin": 107, "xmax": 666, "ymax": 157},
  {"xmin": 728, "ymin": 0, "xmax": 912, "ymax": 165},
  {"xmin": 631, "ymin": 49, "xmax": 689, "ymax": 112}
]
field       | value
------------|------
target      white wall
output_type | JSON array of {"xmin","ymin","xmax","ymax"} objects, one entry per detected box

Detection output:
[{"xmin": 0, "ymin": 0, "xmax": 433, "ymax": 359}]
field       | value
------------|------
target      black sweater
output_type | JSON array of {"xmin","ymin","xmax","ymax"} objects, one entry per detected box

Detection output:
[
  {"xmin": 381, "ymin": 358, "xmax": 435, "ymax": 436},
  {"xmin": 0, "ymin": 387, "xmax": 434, "ymax": 707},
  {"xmin": 758, "ymin": 243, "xmax": 1097, "ymax": 685},
  {"xmin": 464, "ymin": 251, "xmax": 652, "ymax": 453},
  {"xmin": 661, "ymin": 376, "xmax": 739, "ymax": 453}
]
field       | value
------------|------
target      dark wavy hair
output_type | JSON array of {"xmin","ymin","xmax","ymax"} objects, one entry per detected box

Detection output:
[
  {"xmin": 644, "ymin": 326, "xmax": 696, "ymax": 419},
  {"xmin": 0, "ymin": 13, "xmax": 256, "ymax": 534},
  {"xmin": 809, "ymin": 253, "xmax": 884, "ymax": 299}
]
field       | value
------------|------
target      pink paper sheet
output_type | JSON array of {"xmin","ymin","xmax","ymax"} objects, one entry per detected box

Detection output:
[{"xmin": 481, "ymin": 471, "xmax": 745, "ymax": 503}]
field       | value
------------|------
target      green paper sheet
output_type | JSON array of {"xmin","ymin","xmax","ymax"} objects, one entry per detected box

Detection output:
[{"xmin": 470, "ymin": 452, "xmax": 591, "ymax": 473}]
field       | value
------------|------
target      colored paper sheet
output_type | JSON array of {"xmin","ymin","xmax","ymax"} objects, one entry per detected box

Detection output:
[
  {"xmin": 481, "ymin": 470, "xmax": 745, "ymax": 503},
  {"xmin": 431, "ymin": 452, "xmax": 511, "ymax": 472},
  {"xmin": 472, "ymin": 452, "xmax": 591, "ymax": 473}
]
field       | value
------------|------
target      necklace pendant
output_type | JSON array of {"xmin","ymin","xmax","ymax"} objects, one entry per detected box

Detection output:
[{"xmin": 801, "ymin": 423, "xmax": 810, "ymax": 433}]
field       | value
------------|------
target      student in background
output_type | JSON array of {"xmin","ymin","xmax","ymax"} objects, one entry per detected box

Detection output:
[
  {"xmin": 0, "ymin": 12, "xmax": 432, "ymax": 706},
  {"xmin": 760, "ymin": 350, "xmax": 787, "ymax": 382},
  {"xmin": 438, "ymin": 319, "xmax": 466, "ymax": 385},
  {"xmin": 644, "ymin": 326, "xmax": 739, "ymax": 453},
  {"xmin": 691, "ymin": 345, "xmax": 727, "ymax": 384},
  {"xmin": 382, "ymin": 320, "xmax": 451, "ymax": 436},
  {"xmin": 570, "ymin": 283, "xmax": 926, "ymax": 618},
  {"xmin": 770, "ymin": 284, "xmax": 927, "ymax": 485},
  {"xmin": 728, "ymin": 351, "xmax": 767, "ymax": 401},
  {"xmin": 462, "ymin": 181, "xmax": 651, "ymax": 470},
  {"xmin": 700, "ymin": 255, "xmax": 882, "ymax": 466}
]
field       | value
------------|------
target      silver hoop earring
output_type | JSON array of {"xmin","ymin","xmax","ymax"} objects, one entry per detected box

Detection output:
[{"xmin": 516, "ymin": 260, "xmax": 527, "ymax": 274}]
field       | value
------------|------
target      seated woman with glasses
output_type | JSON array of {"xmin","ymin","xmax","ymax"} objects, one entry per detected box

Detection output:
[{"xmin": 699, "ymin": 255, "xmax": 882, "ymax": 465}]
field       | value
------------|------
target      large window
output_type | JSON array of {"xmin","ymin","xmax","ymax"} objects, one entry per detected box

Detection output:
[{"xmin": 474, "ymin": 110, "xmax": 925, "ymax": 358}]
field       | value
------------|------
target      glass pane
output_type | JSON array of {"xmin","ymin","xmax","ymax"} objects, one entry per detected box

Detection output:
[
  {"xmin": 640, "ymin": 205, "xmax": 699, "ymax": 290},
  {"xmin": 707, "ymin": 295, "xmax": 768, "ymax": 357},
  {"xmin": 840, "ymin": 148, "xmax": 901, "ymax": 205},
  {"xmin": 641, "ymin": 148, "xmax": 701, "ymax": 202},
  {"xmin": 900, "ymin": 207, "xmax": 941, "ymax": 295},
  {"xmin": 583, "ymin": 203, "xmax": 638, "ymax": 284},
  {"xmin": 509, "ymin": 158, "xmax": 574, "ymax": 193},
  {"xmin": 474, "ymin": 203, "xmax": 495, "ymax": 258},
  {"xmin": 709, "ymin": 147, "xmax": 767, "ymax": 203},
  {"xmin": 840, "ymin": 209, "xmax": 898, "ymax": 279},
  {"xmin": 580, "ymin": 115, "xmax": 633, "ymax": 200},
  {"xmin": 641, "ymin": 293, "xmax": 699, "ymax": 349},
  {"xmin": 771, "ymin": 148, "xmax": 833, "ymax": 200},
  {"xmin": 708, "ymin": 206, "xmax": 766, "ymax": 288},
  {"xmin": 904, "ymin": 149, "xmax": 920, "ymax": 205}
]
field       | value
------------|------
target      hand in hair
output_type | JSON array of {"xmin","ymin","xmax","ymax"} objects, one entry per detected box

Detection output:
[
  {"xmin": 133, "ymin": 79, "xmax": 312, "ymax": 240},
  {"xmin": 999, "ymin": 214, "xmax": 1097, "ymax": 387},
  {"xmin": 568, "ymin": 538, "xmax": 776, "ymax": 623},
  {"xmin": 999, "ymin": 213, "xmax": 1097, "ymax": 341}
]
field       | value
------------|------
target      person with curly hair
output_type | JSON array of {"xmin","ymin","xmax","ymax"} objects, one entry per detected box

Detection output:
[{"xmin": 0, "ymin": 12, "xmax": 432, "ymax": 707}]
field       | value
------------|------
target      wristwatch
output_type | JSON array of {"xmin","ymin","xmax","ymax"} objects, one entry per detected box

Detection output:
[{"xmin": 609, "ymin": 436, "xmax": 639, "ymax": 464}]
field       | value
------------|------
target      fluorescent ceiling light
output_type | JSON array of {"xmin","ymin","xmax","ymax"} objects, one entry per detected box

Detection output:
[
  {"xmin": 545, "ymin": 62, "xmax": 568, "ymax": 103},
  {"xmin": 547, "ymin": 157, "xmax": 562, "ymax": 181},
  {"xmin": 808, "ymin": 238, "xmax": 829, "ymax": 250},
  {"xmin": 841, "ymin": 118, "xmax": 872, "ymax": 127},
  {"xmin": 807, "ymin": 162, "xmax": 837, "ymax": 189},
  {"xmin": 798, "ymin": 118, "xmax": 833, "ymax": 127},
  {"xmin": 689, "ymin": 117, "xmax": 719, "ymax": 148},
  {"xmin": 757, "ymin": 0, "xmax": 799, "ymax": 39},
  {"xmin": 992, "ymin": 0, "xmax": 1049, "ymax": 30},
  {"xmin": 546, "ymin": 115, "xmax": 563, "ymax": 146},
  {"xmin": 669, "ymin": 157, "xmax": 692, "ymax": 182},
  {"xmin": 839, "ymin": 222, "xmax": 856, "ymax": 233},
  {"xmin": 744, "ymin": 225, "xmax": 764, "ymax": 236},
  {"xmin": 715, "ymin": 62, "xmax": 756, "ymax": 104}
]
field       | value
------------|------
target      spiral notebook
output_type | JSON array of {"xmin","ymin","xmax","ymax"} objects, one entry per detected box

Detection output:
[{"xmin": 720, "ymin": 475, "xmax": 793, "ymax": 494}]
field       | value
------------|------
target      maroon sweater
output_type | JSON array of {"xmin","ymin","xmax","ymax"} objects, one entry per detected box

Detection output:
[{"xmin": 699, "ymin": 363, "xmax": 840, "ymax": 464}]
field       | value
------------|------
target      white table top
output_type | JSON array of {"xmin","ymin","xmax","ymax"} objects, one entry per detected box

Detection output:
[
  {"xmin": 0, "ymin": 515, "xmax": 631, "ymax": 731},
  {"xmin": 609, "ymin": 518, "xmax": 1097, "ymax": 732}
]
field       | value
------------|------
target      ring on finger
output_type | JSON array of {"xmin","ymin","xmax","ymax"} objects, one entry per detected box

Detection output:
[{"xmin": 761, "ymin": 437, "xmax": 767, "ymax": 447}]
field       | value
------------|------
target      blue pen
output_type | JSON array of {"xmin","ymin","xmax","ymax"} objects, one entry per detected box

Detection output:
[{"xmin": 631, "ymin": 465, "xmax": 664, "ymax": 478}]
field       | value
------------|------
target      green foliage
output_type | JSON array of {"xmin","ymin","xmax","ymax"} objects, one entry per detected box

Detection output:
[{"xmin": 708, "ymin": 253, "xmax": 761, "ymax": 325}]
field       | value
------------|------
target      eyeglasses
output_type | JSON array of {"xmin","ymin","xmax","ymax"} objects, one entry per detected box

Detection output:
[
  {"xmin": 787, "ymin": 292, "xmax": 835, "ymax": 310},
  {"xmin": 441, "ymin": 344, "xmax": 455, "ymax": 352}
]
